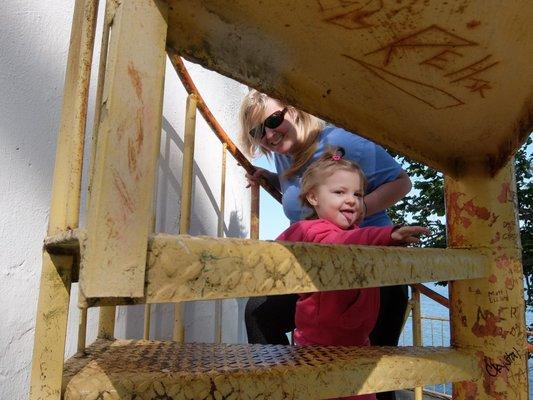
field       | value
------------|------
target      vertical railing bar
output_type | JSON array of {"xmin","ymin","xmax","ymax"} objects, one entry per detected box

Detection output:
[
  {"xmin": 88, "ymin": 0, "xmax": 116, "ymax": 191},
  {"xmin": 97, "ymin": 306, "xmax": 116, "ymax": 340},
  {"xmin": 411, "ymin": 287, "xmax": 423, "ymax": 400},
  {"xmin": 214, "ymin": 143, "xmax": 227, "ymax": 344},
  {"xmin": 173, "ymin": 93, "xmax": 197, "ymax": 342},
  {"xmin": 143, "ymin": 139, "xmax": 160, "ymax": 341},
  {"xmin": 77, "ymin": 307, "xmax": 88, "ymax": 352},
  {"xmin": 144, "ymin": 304, "xmax": 151, "ymax": 340},
  {"xmin": 91, "ymin": 2, "xmax": 119, "ymax": 340},
  {"xmin": 250, "ymin": 186, "xmax": 260, "ymax": 240}
]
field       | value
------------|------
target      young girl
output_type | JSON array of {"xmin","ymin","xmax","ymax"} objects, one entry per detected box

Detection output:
[{"xmin": 277, "ymin": 148, "xmax": 429, "ymax": 400}]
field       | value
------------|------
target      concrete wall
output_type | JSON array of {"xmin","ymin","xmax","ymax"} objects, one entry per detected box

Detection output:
[{"xmin": 0, "ymin": 1, "xmax": 250, "ymax": 398}]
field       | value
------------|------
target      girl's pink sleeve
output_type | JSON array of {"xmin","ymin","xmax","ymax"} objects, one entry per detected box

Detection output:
[{"xmin": 306, "ymin": 223, "xmax": 395, "ymax": 246}]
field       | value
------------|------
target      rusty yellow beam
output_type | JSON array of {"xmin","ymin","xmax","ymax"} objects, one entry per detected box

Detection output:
[
  {"xmin": 62, "ymin": 339, "xmax": 479, "ymax": 399},
  {"xmin": 166, "ymin": 1, "xmax": 533, "ymax": 176},
  {"xmin": 447, "ymin": 162, "xmax": 528, "ymax": 399},
  {"xmin": 45, "ymin": 230, "xmax": 489, "ymax": 306},
  {"xmin": 81, "ymin": 0, "xmax": 168, "ymax": 298},
  {"xmin": 29, "ymin": 1, "xmax": 99, "ymax": 398}
]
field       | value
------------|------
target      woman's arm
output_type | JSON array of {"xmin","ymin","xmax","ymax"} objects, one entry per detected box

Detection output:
[{"xmin": 363, "ymin": 170, "xmax": 411, "ymax": 217}]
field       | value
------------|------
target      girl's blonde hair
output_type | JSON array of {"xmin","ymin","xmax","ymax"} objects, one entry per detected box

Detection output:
[
  {"xmin": 239, "ymin": 89, "xmax": 325, "ymax": 178},
  {"xmin": 299, "ymin": 148, "xmax": 367, "ymax": 219}
]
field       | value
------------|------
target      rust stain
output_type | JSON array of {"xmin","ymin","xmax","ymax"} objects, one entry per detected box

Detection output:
[
  {"xmin": 505, "ymin": 276, "xmax": 514, "ymax": 290},
  {"xmin": 497, "ymin": 182, "xmax": 512, "ymax": 203},
  {"xmin": 466, "ymin": 20, "xmax": 481, "ymax": 29},
  {"xmin": 112, "ymin": 168, "xmax": 135, "ymax": 215},
  {"xmin": 128, "ymin": 62, "xmax": 143, "ymax": 102},
  {"xmin": 495, "ymin": 255, "xmax": 510, "ymax": 271},
  {"xmin": 472, "ymin": 307, "xmax": 507, "ymax": 339},
  {"xmin": 462, "ymin": 199, "xmax": 491, "ymax": 220},
  {"xmin": 459, "ymin": 380, "xmax": 478, "ymax": 400},
  {"xmin": 128, "ymin": 109, "xmax": 144, "ymax": 175},
  {"xmin": 482, "ymin": 362, "xmax": 507, "ymax": 400},
  {"xmin": 446, "ymin": 192, "xmax": 472, "ymax": 243},
  {"xmin": 105, "ymin": 214, "xmax": 119, "ymax": 240}
]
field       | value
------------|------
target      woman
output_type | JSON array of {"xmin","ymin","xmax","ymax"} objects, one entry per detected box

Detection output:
[{"xmin": 239, "ymin": 90, "xmax": 411, "ymax": 400}]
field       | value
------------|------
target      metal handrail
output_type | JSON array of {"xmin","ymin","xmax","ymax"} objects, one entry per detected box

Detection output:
[{"xmin": 167, "ymin": 50, "xmax": 282, "ymax": 203}]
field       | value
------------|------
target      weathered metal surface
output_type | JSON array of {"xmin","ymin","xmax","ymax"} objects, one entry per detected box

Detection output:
[
  {"xmin": 45, "ymin": 230, "xmax": 490, "ymax": 305},
  {"xmin": 62, "ymin": 339, "xmax": 478, "ymax": 399},
  {"xmin": 97, "ymin": 306, "xmax": 116, "ymax": 340},
  {"xmin": 446, "ymin": 162, "xmax": 528, "ymax": 399},
  {"xmin": 48, "ymin": 0, "xmax": 99, "ymax": 235},
  {"xmin": 29, "ymin": 253, "xmax": 73, "ymax": 400},
  {"xmin": 81, "ymin": 0, "xmax": 168, "ymax": 298},
  {"xmin": 29, "ymin": 1, "xmax": 99, "ymax": 398},
  {"xmin": 166, "ymin": 1, "xmax": 533, "ymax": 176},
  {"xmin": 143, "ymin": 234, "xmax": 489, "ymax": 304}
]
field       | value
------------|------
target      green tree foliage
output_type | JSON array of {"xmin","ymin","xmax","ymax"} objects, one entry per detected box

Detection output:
[{"xmin": 388, "ymin": 137, "xmax": 532, "ymax": 307}]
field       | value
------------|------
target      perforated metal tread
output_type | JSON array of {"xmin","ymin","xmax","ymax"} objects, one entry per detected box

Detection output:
[{"xmin": 62, "ymin": 339, "xmax": 478, "ymax": 399}]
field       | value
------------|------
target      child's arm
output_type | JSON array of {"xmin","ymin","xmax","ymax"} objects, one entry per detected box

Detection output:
[
  {"xmin": 309, "ymin": 224, "xmax": 397, "ymax": 246},
  {"xmin": 390, "ymin": 226, "xmax": 430, "ymax": 245},
  {"xmin": 308, "ymin": 222, "xmax": 428, "ymax": 247}
]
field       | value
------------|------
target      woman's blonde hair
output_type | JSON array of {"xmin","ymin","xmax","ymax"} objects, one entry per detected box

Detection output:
[
  {"xmin": 299, "ymin": 148, "xmax": 367, "ymax": 219},
  {"xmin": 239, "ymin": 89, "xmax": 325, "ymax": 178}
]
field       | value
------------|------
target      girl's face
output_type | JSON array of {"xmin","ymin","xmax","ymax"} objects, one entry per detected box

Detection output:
[
  {"xmin": 254, "ymin": 99, "xmax": 300, "ymax": 154},
  {"xmin": 306, "ymin": 169, "xmax": 365, "ymax": 229}
]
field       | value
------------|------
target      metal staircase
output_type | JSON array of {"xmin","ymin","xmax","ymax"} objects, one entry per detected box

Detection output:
[{"xmin": 29, "ymin": 0, "xmax": 532, "ymax": 399}]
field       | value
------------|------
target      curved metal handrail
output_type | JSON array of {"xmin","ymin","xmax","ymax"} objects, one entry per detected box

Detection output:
[{"xmin": 167, "ymin": 50, "xmax": 282, "ymax": 203}]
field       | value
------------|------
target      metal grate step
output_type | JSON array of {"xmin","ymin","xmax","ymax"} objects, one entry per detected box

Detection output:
[{"xmin": 62, "ymin": 339, "xmax": 478, "ymax": 399}]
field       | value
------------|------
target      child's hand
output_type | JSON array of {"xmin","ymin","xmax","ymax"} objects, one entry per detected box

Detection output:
[{"xmin": 391, "ymin": 226, "xmax": 430, "ymax": 245}]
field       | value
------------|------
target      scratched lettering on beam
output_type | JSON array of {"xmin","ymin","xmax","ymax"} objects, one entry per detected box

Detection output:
[
  {"xmin": 341, "ymin": 23, "xmax": 500, "ymax": 109},
  {"xmin": 317, "ymin": 0, "xmax": 383, "ymax": 30}
]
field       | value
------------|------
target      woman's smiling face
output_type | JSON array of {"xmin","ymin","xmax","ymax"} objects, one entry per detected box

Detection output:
[{"xmin": 254, "ymin": 99, "xmax": 300, "ymax": 155}]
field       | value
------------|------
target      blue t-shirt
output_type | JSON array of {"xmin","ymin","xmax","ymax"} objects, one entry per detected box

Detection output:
[{"xmin": 274, "ymin": 125, "xmax": 402, "ymax": 227}]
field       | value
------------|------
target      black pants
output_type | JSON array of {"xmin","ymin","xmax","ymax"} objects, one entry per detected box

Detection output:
[{"xmin": 245, "ymin": 285, "xmax": 409, "ymax": 400}]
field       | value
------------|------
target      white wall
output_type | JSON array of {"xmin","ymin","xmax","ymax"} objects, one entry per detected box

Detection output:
[{"xmin": 0, "ymin": 1, "xmax": 250, "ymax": 398}]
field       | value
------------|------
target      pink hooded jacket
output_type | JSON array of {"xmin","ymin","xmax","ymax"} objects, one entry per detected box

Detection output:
[
  {"xmin": 277, "ymin": 219, "xmax": 395, "ymax": 347},
  {"xmin": 277, "ymin": 219, "xmax": 396, "ymax": 400}
]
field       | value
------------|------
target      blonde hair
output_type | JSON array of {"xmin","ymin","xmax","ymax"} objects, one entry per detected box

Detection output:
[
  {"xmin": 239, "ymin": 89, "xmax": 325, "ymax": 178},
  {"xmin": 299, "ymin": 148, "xmax": 367, "ymax": 219}
]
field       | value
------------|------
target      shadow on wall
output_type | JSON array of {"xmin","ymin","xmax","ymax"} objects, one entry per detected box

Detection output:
[{"xmin": 122, "ymin": 118, "xmax": 249, "ymax": 341}]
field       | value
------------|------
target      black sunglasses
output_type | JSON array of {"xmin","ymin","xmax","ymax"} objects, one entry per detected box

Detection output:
[{"xmin": 249, "ymin": 107, "xmax": 288, "ymax": 139}]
